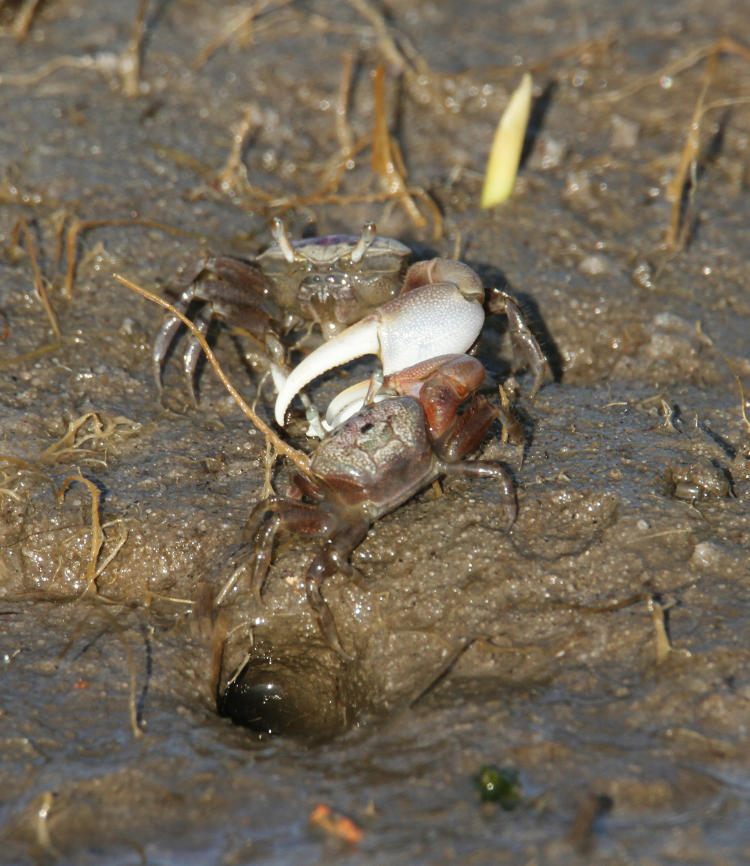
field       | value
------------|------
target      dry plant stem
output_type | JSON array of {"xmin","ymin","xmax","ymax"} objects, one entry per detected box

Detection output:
[
  {"xmin": 192, "ymin": 0, "xmax": 294, "ymax": 70},
  {"xmin": 736, "ymin": 374, "xmax": 750, "ymax": 431},
  {"xmin": 59, "ymin": 473, "xmax": 105, "ymax": 596},
  {"xmin": 34, "ymin": 791, "xmax": 59, "ymax": 859},
  {"xmin": 336, "ymin": 52, "xmax": 356, "ymax": 153},
  {"xmin": 218, "ymin": 105, "xmax": 255, "ymax": 189},
  {"xmin": 0, "ymin": 52, "xmax": 124, "ymax": 87},
  {"xmin": 260, "ymin": 57, "xmax": 440, "ymax": 235},
  {"xmin": 596, "ymin": 36, "xmax": 750, "ymax": 249},
  {"xmin": 720, "ymin": 359, "xmax": 750, "ymax": 431},
  {"xmin": 527, "ymin": 33, "xmax": 616, "ymax": 76},
  {"xmin": 96, "ymin": 521, "xmax": 130, "ymax": 581},
  {"xmin": 11, "ymin": 219, "xmax": 61, "ymax": 339},
  {"xmin": 371, "ymin": 65, "xmax": 391, "ymax": 178},
  {"xmin": 144, "ymin": 591, "xmax": 194, "ymax": 606},
  {"xmin": 217, "ymin": 105, "xmax": 275, "ymax": 200},
  {"xmin": 38, "ymin": 412, "xmax": 138, "ymax": 464},
  {"xmin": 648, "ymin": 596, "xmax": 690, "ymax": 664},
  {"xmin": 371, "ymin": 65, "xmax": 431, "ymax": 232},
  {"xmin": 664, "ymin": 50, "xmax": 717, "ymax": 249},
  {"xmin": 1, "ymin": 219, "xmax": 62, "ymax": 367},
  {"xmin": 9, "ymin": 0, "xmax": 45, "ymax": 41},
  {"xmin": 0, "ymin": 0, "xmax": 174, "ymax": 95},
  {"xmin": 120, "ymin": 0, "xmax": 150, "ymax": 98},
  {"xmin": 600, "ymin": 37, "xmax": 750, "ymax": 105},
  {"xmin": 94, "ymin": 607, "xmax": 147, "ymax": 738},
  {"xmin": 0, "ymin": 54, "xmax": 98, "ymax": 87},
  {"xmin": 346, "ymin": 0, "xmax": 437, "ymax": 102},
  {"xmin": 113, "ymin": 273, "xmax": 312, "ymax": 476},
  {"xmin": 665, "ymin": 42, "xmax": 750, "ymax": 249},
  {"xmin": 0, "ymin": 51, "xmax": 140, "ymax": 92},
  {"xmin": 262, "ymin": 437, "xmax": 276, "ymax": 499},
  {"xmin": 62, "ymin": 217, "xmax": 206, "ymax": 298},
  {"xmin": 267, "ymin": 135, "xmax": 371, "ymax": 208}
]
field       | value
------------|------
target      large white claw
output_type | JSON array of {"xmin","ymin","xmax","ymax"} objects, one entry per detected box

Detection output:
[{"xmin": 274, "ymin": 278, "xmax": 485, "ymax": 426}]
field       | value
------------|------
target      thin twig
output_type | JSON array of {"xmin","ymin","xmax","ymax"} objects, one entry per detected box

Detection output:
[
  {"xmin": 663, "ymin": 38, "xmax": 750, "ymax": 249},
  {"xmin": 8, "ymin": 0, "xmax": 45, "ymax": 41},
  {"xmin": 192, "ymin": 0, "xmax": 295, "ymax": 70},
  {"xmin": 664, "ymin": 50, "xmax": 717, "ymax": 249},
  {"xmin": 11, "ymin": 219, "xmax": 61, "ymax": 339},
  {"xmin": 1, "ymin": 219, "xmax": 63, "ymax": 367},
  {"xmin": 113, "ymin": 273, "xmax": 312, "ymax": 476},
  {"xmin": 120, "ymin": 0, "xmax": 150, "ymax": 98},
  {"xmin": 346, "ymin": 0, "xmax": 437, "ymax": 102},
  {"xmin": 62, "ymin": 216, "xmax": 206, "ymax": 297},
  {"xmin": 58, "ymin": 473, "xmax": 105, "ymax": 596},
  {"xmin": 335, "ymin": 51, "xmax": 356, "ymax": 153},
  {"xmin": 371, "ymin": 64, "xmax": 433, "ymax": 232},
  {"xmin": 600, "ymin": 37, "xmax": 750, "ymax": 104},
  {"xmin": 216, "ymin": 104, "xmax": 275, "ymax": 200}
]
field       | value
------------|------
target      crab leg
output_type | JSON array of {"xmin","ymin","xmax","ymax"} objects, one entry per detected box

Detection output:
[
  {"xmin": 274, "ymin": 258, "xmax": 486, "ymax": 427},
  {"xmin": 486, "ymin": 286, "xmax": 550, "ymax": 399}
]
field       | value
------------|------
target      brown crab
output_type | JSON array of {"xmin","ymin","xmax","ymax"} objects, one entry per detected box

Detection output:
[
  {"xmin": 245, "ymin": 353, "xmax": 522, "ymax": 656},
  {"xmin": 152, "ymin": 218, "xmax": 411, "ymax": 412}
]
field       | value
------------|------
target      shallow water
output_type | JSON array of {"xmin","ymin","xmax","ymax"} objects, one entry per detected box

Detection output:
[{"xmin": 1, "ymin": 0, "xmax": 750, "ymax": 862}]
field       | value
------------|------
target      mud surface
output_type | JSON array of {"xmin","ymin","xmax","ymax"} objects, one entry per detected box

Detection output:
[{"xmin": 2, "ymin": 1, "xmax": 750, "ymax": 863}]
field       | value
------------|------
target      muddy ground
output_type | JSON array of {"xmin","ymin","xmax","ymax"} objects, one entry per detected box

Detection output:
[{"xmin": 1, "ymin": 0, "xmax": 750, "ymax": 863}]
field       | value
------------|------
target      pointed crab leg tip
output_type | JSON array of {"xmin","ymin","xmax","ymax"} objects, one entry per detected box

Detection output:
[{"xmin": 274, "ymin": 318, "xmax": 380, "ymax": 427}]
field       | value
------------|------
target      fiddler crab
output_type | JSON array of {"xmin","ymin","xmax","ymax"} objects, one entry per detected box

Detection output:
[
  {"xmin": 153, "ymin": 222, "xmax": 550, "ymax": 655},
  {"xmin": 153, "ymin": 218, "xmax": 410, "ymax": 432},
  {"xmin": 247, "ymin": 353, "xmax": 523, "ymax": 656}
]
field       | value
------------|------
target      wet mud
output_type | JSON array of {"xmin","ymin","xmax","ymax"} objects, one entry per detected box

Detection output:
[{"xmin": 1, "ymin": 0, "xmax": 750, "ymax": 863}]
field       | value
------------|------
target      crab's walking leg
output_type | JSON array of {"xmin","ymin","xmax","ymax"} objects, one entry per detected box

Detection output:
[
  {"xmin": 182, "ymin": 303, "xmax": 215, "ymax": 404},
  {"xmin": 244, "ymin": 498, "xmax": 335, "ymax": 603},
  {"xmin": 304, "ymin": 519, "xmax": 369, "ymax": 658},
  {"xmin": 244, "ymin": 497, "xmax": 368, "ymax": 655},
  {"xmin": 486, "ymin": 287, "xmax": 550, "ymax": 399},
  {"xmin": 443, "ymin": 460, "xmax": 517, "ymax": 527}
]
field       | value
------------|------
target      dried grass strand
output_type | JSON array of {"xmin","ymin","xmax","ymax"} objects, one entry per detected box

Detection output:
[
  {"xmin": 663, "ymin": 40, "xmax": 750, "ymax": 250},
  {"xmin": 113, "ymin": 273, "xmax": 312, "ymax": 476},
  {"xmin": 120, "ymin": 0, "xmax": 150, "ymax": 97},
  {"xmin": 61, "ymin": 216, "xmax": 206, "ymax": 297},
  {"xmin": 58, "ymin": 473, "xmax": 105, "ymax": 596},
  {"xmin": 192, "ymin": 0, "xmax": 294, "ymax": 70},
  {"xmin": 7, "ymin": 0, "xmax": 45, "ymax": 41}
]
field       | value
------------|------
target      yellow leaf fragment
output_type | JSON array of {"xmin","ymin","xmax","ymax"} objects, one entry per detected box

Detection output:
[{"xmin": 480, "ymin": 72, "xmax": 533, "ymax": 208}]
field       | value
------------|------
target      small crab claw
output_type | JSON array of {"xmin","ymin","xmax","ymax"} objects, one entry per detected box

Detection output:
[
  {"xmin": 323, "ymin": 372, "xmax": 386, "ymax": 431},
  {"xmin": 274, "ymin": 259, "xmax": 486, "ymax": 427}
]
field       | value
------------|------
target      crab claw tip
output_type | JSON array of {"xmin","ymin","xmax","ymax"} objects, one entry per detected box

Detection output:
[{"xmin": 274, "ymin": 317, "xmax": 380, "ymax": 426}]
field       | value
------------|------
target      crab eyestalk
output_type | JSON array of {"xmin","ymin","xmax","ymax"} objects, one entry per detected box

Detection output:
[
  {"xmin": 274, "ymin": 259, "xmax": 487, "ymax": 427},
  {"xmin": 350, "ymin": 222, "xmax": 377, "ymax": 263},
  {"xmin": 270, "ymin": 217, "xmax": 295, "ymax": 263}
]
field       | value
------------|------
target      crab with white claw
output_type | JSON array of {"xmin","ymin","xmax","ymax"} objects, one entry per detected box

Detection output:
[
  {"xmin": 152, "ymin": 218, "xmax": 411, "ymax": 429},
  {"xmin": 245, "ymin": 352, "xmax": 522, "ymax": 657},
  {"xmin": 273, "ymin": 257, "xmax": 550, "ymax": 433}
]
